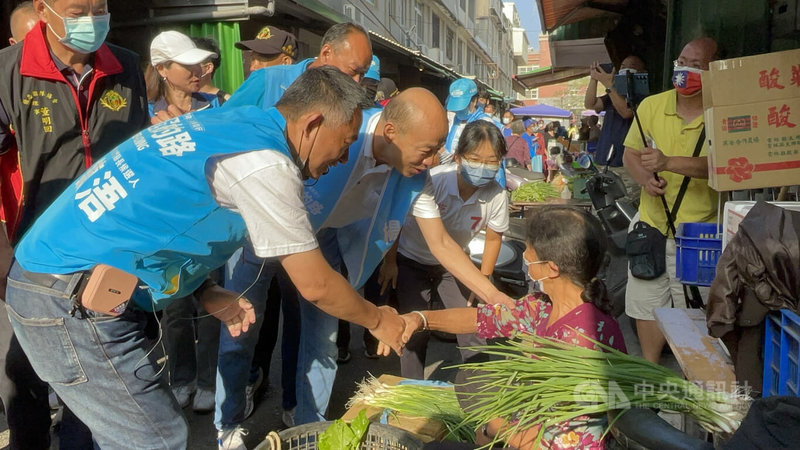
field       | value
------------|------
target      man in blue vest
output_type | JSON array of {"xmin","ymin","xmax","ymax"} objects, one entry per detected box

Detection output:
[
  {"xmin": 295, "ymin": 87, "xmax": 516, "ymax": 424},
  {"xmin": 3, "ymin": 67, "xmax": 405, "ymax": 450},
  {"xmin": 213, "ymin": 22, "xmax": 374, "ymax": 444}
]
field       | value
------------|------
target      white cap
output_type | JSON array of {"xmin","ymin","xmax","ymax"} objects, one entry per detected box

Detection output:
[{"xmin": 150, "ymin": 31, "xmax": 216, "ymax": 67}]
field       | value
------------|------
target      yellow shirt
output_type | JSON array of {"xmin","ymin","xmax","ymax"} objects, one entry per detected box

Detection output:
[{"xmin": 623, "ymin": 89, "xmax": 718, "ymax": 236}]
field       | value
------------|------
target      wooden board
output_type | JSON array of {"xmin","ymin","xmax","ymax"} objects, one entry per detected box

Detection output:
[
  {"xmin": 340, "ymin": 374, "xmax": 451, "ymax": 443},
  {"xmin": 654, "ymin": 308, "xmax": 736, "ymax": 392}
]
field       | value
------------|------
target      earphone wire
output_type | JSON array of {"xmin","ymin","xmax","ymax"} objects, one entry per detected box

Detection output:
[{"xmin": 134, "ymin": 257, "xmax": 269, "ymax": 383}]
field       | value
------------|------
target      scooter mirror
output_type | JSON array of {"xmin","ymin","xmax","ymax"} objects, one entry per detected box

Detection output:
[{"xmin": 577, "ymin": 153, "xmax": 592, "ymax": 169}]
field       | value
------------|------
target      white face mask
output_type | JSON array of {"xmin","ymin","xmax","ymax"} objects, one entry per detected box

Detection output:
[
  {"xmin": 523, "ymin": 256, "xmax": 551, "ymax": 290},
  {"xmin": 502, "ymin": 117, "xmax": 511, "ymax": 125}
]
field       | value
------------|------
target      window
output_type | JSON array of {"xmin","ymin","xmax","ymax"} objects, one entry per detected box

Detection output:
[
  {"xmin": 401, "ymin": 0, "xmax": 410, "ymax": 25},
  {"xmin": 415, "ymin": 2, "xmax": 424, "ymax": 43},
  {"xmin": 457, "ymin": 39, "xmax": 463, "ymax": 68},
  {"xmin": 466, "ymin": 49, "xmax": 472, "ymax": 73},
  {"xmin": 460, "ymin": 0, "xmax": 466, "ymax": 11},
  {"xmin": 431, "ymin": 13, "xmax": 440, "ymax": 48},
  {"xmin": 446, "ymin": 27, "xmax": 454, "ymax": 61},
  {"xmin": 388, "ymin": 0, "xmax": 396, "ymax": 17}
]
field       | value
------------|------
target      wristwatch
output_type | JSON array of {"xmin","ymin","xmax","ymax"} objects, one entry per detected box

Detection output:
[{"xmin": 605, "ymin": 87, "xmax": 612, "ymax": 94}]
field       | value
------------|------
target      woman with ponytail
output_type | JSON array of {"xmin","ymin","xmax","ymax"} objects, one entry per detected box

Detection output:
[{"xmin": 387, "ymin": 206, "xmax": 626, "ymax": 449}]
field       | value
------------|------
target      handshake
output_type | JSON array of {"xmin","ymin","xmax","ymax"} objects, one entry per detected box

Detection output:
[{"xmin": 367, "ymin": 306, "xmax": 431, "ymax": 357}]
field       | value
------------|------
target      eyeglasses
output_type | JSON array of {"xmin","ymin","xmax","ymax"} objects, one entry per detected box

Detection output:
[{"xmin": 462, "ymin": 156, "xmax": 500, "ymax": 167}]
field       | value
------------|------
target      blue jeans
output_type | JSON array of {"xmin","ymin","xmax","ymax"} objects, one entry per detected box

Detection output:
[
  {"xmin": 4, "ymin": 261, "xmax": 188, "ymax": 449},
  {"xmin": 214, "ymin": 247, "xmax": 300, "ymax": 430},
  {"xmin": 295, "ymin": 229, "xmax": 342, "ymax": 424}
]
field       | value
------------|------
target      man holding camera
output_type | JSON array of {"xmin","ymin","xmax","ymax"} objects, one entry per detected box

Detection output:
[
  {"xmin": 584, "ymin": 55, "xmax": 645, "ymax": 200},
  {"xmin": 622, "ymin": 37, "xmax": 719, "ymax": 364}
]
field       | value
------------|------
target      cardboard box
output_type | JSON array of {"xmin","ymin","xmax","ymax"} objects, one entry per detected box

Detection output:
[
  {"xmin": 703, "ymin": 49, "xmax": 800, "ymax": 191},
  {"xmin": 703, "ymin": 48, "xmax": 800, "ymax": 107},
  {"xmin": 722, "ymin": 201, "xmax": 800, "ymax": 249},
  {"xmin": 705, "ymin": 97, "xmax": 800, "ymax": 190}
]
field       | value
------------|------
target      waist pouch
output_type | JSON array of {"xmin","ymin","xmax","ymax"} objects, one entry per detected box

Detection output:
[{"xmin": 626, "ymin": 221, "xmax": 666, "ymax": 280}]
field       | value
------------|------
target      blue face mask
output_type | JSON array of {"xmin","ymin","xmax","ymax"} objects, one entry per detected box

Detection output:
[
  {"xmin": 460, "ymin": 159, "xmax": 499, "ymax": 187},
  {"xmin": 44, "ymin": 2, "xmax": 110, "ymax": 54}
]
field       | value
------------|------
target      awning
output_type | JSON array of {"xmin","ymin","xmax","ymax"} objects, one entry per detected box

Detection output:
[
  {"xmin": 510, "ymin": 104, "xmax": 571, "ymax": 118},
  {"xmin": 486, "ymin": 88, "xmax": 504, "ymax": 101},
  {"xmin": 537, "ymin": 0, "xmax": 628, "ymax": 33},
  {"xmin": 515, "ymin": 66, "xmax": 590, "ymax": 90}
]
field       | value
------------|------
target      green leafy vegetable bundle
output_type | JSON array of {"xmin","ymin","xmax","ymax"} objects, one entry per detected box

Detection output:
[
  {"xmin": 457, "ymin": 333, "xmax": 751, "ymax": 447},
  {"xmin": 510, "ymin": 182, "xmax": 560, "ymax": 203},
  {"xmin": 347, "ymin": 376, "xmax": 476, "ymax": 442},
  {"xmin": 318, "ymin": 409, "xmax": 370, "ymax": 450}
]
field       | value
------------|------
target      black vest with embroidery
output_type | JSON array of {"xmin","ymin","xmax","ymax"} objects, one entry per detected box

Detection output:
[{"xmin": 0, "ymin": 42, "xmax": 149, "ymax": 237}]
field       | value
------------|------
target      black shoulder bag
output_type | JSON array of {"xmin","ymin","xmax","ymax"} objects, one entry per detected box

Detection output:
[{"xmin": 626, "ymin": 127, "xmax": 706, "ymax": 303}]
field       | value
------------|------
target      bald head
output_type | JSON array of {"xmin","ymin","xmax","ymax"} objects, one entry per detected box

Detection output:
[
  {"xmin": 679, "ymin": 37, "xmax": 718, "ymax": 70},
  {"xmin": 383, "ymin": 87, "xmax": 447, "ymax": 133},
  {"xmin": 9, "ymin": 1, "xmax": 37, "ymax": 46},
  {"xmin": 378, "ymin": 87, "xmax": 448, "ymax": 176}
]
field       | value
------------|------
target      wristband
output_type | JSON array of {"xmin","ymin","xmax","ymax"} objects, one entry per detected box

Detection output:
[{"xmin": 411, "ymin": 310, "xmax": 428, "ymax": 331}]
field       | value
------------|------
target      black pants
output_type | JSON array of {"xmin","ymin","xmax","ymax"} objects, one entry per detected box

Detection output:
[
  {"xmin": 336, "ymin": 265, "xmax": 392, "ymax": 354},
  {"xmin": 395, "ymin": 254, "xmax": 487, "ymax": 379}
]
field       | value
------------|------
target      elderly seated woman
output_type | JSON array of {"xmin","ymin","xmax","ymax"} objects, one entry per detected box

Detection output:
[{"xmin": 387, "ymin": 206, "xmax": 626, "ymax": 449}]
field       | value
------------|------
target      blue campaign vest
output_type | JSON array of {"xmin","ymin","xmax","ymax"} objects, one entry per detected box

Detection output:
[
  {"xmin": 303, "ymin": 109, "xmax": 427, "ymax": 288},
  {"xmin": 223, "ymin": 58, "xmax": 314, "ymax": 110},
  {"xmin": 15, "ymin": 106, "xmax": 295, "ymax": 310}
]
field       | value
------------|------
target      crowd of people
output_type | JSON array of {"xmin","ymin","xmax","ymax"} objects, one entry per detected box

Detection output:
[{"xmin": 0, "ymin": 1, "xmax": 729, "ymax": 449}]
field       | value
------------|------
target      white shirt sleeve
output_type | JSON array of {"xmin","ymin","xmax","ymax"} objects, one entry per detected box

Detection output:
[
  {"xmin": 208, "ymin": 150, "xmax": 318, "ymax": 258},
  {"xmin": 486, "ymin": 189, "xmax": 510, "ymax": 233},
  {"xmin": 410, "ymin": 174, "xmax": 441, "ymax": 219}
]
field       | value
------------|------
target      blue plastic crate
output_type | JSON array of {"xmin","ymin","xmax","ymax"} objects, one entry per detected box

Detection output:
[
  {"xmin": 763, "ymin": 309, "xmax": 800, "ymax": 397},
  {"xmin": 675, "ymin": 222, "xmax": 722, "ymax": 286}
]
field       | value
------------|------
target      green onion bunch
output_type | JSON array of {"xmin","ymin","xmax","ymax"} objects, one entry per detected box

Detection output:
[
  {"xmin": 510, "ymin": 181, "xmax": 560, "ymax": 203},
  {"xmin": 347, "ymin": 375, "xmax": 477, "ymax": 442},
  {"xmin": 456, "ymin": 333, "xmax": 751, "ymax": 447}
]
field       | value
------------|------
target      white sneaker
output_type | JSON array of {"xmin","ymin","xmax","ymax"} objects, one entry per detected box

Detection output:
[
  {"xmin": 193, "ymin": 386, "xmax": 215, "ymax": 413},
  {"xmin": 281, "ymin": 407, "xmax": 296, "ymax": 428},
  {"xmin": 217, "ymin": 426, "xmax": 248, "ymax": 450},
  {"xmin": 243, "ymin": 368, "xmax": 263, "ymax": 419},
  {"xmin": 171, "ymin": 385, "xmax": 194, "ymax": 409}
]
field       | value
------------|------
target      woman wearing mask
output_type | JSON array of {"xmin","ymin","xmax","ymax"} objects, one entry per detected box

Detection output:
[
  {"xmin": 501, "ymin": 111, "xmax": 514, "ymax": 138},
  {"xmin": 147, "ymin": 31, "xmax": 221, "ymax": 120},
  {"xmin": 387, "ymin": 206, "xmax": 626, "ymax": 449},
  {"xmin": 383, "ymin": 121, "xmax": 509, "ymax": 380}
]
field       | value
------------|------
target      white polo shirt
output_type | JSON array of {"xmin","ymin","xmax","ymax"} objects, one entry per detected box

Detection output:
[
  {"xmin": 207, "ymin": 150, "xmax": 318, "ymax": 258},
  {"xmin": 322, "ymin": 112, "xmax": 439, "ymax": 229},
  {"xmin": 399, "ymin": 163, "xmax": 509, "ymax": 266}
]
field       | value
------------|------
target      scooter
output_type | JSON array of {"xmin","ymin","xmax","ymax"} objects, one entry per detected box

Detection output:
[{"xmin": 580, "ymin": 147, "xmax": 637, "ymax": 317}]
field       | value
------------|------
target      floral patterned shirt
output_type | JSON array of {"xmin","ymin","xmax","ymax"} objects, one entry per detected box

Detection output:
[{"xmin": 475, "ymin": 293, "xmax": 627, "ymax": 449}]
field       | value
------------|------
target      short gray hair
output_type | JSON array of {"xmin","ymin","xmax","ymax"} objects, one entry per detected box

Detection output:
[
  {"xmin": 276, "ymin": 66, "xmax": 374, "ymax": 127},
  {"xmin": 321, "ymin": 22, "xmax": 370, "ymax": 50}
]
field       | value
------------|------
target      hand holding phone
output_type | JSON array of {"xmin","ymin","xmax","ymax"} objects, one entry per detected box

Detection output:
[{"xmin": 599, "ymin": 63, "xmax": 614, "ymax": 74}]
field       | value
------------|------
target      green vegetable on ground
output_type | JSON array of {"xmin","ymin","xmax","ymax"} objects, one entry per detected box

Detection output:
[
  {"xmin": 347, "ymin": 376, "xmax": 477, "ymax": 442},
  {"xmin": 510, "ymin": 181, "xmax": 560, "ymax": 203},
  {"xmin": 456, "ymin": 333, "xmax": 751, "ymax": 448},
  {"xmin": 318, "ymin": 409, "xmax": 370, "ymax": 450}
]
